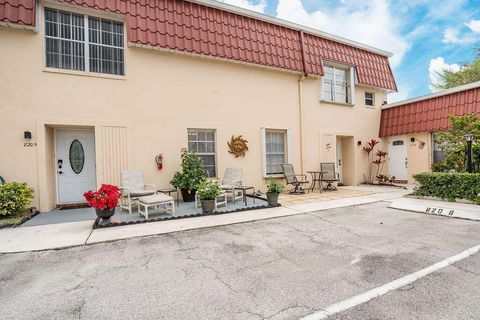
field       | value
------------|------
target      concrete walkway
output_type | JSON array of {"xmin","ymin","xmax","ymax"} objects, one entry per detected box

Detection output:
[
  {"xmin": 0, "ymin": 187, "xmax": 411, "ymax": 253},
  {"xmin": 0, "ymin": 221, "xmax": 93, "ymax": 253}
]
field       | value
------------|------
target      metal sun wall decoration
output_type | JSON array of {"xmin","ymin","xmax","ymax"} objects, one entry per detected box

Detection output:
[{"xmin": 227, "ymin": 135, "xmax": 249, "ymax": 158}]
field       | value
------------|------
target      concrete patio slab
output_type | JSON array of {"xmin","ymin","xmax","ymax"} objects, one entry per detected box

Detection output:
[
  {"xmin": 0, "ymin": 221, "xmax": 92, "ymax": 253},
  {"xmin": 21, "ymin": 207, "xmax": 96, "ymax": 227},
  {"xmin": 279, "ymin": 187, "xmax": 374, "ymax": 206}
]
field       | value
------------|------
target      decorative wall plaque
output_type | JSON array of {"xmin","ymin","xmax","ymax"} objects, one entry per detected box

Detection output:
[{"xmin": 227, "ymin": 135, "xmax": 249, "ymax": 158}]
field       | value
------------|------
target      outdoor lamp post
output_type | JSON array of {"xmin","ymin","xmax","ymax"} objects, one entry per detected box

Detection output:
[{"xmin": 465, "ymin": 132, "xmax": 473, "ymax": 173}]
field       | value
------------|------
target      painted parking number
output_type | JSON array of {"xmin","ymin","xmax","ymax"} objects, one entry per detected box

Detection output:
[{"xmin": 426, "ymin": 207, "xmax": 455, "ymax": 216}]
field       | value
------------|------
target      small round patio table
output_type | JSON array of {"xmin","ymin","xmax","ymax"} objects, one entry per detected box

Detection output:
[{"xmin": 307, "ymin": 171, "xmax": 326, "ymax": 192}]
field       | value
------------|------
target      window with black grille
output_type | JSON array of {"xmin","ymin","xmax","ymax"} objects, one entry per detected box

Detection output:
[{"xmin": 45, "ymin": 8, "xmax": 124, "ymax": 76}]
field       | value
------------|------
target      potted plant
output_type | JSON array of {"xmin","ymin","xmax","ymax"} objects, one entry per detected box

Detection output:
[
  {"xmin": 266, "ymin": 178, "xmax": 284, "ymax": 206},
  {"xmin": 84, "ymin": 184, "xmax": 121, "ymax": 222},
  {"xmin": 170, "ymin": 149, "xmax": 206, "ymax": 202},
  {"xmin": 197, "ymin": 179, "xmax": 221, "ymax": 214}
]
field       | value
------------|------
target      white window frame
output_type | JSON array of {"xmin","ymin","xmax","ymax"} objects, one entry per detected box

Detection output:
[
  {"xmin": 43, "ymin": 7, "xmax": 125, "ymax": 76},
  {"xmin": 261, "ymin": 128, "xmax": 292, "ymax": 177},
  {"xmin": 187, "ymin": 128, "xmax": 217, "ymax": 178},
  {"xmin": 321, "ymin": 64, "xmax": 356, "ymax": 105},
  {"xmin": 365, "ymin": 91, "xmax": 375, "ymax": 107},
  {"xmin": 431, "ymin": 132, "xmax": 447, "ymax": 164}
]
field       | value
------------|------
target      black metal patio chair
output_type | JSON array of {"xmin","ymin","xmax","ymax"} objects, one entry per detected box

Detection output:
[
  {"xmin": 320, "ymin": 163, "xmax": 340, "ymax": 191},
  {"xmin": 281, "ymin": 164, "xmax": 309, "ymax": 194}
]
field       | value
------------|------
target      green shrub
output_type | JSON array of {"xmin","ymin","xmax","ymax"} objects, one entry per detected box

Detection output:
[
  {"xmin": 197, "ymin": 179, "xmax": 221, "ymax": 200},
  {"xmin": 0, "ymin": 182, "xmax": 35, "ymax": 216},
  {"xmin": 266, "ymin": 178, "xmax": 284, "ymax": 195},
  {"xmin": 413, "ymin": 172, "xmax": 480, "ymax": 204},
  {"xmin": 170, "ymin": 150, "xmax": 206, "ymax": 191}
]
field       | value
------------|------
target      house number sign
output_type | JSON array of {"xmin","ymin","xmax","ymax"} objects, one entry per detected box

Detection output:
[
  {"xmin": 24, "ymin": 142, "xmax": 37, "ymax": 148},
  {"xmin": 391, "ymin": 202, "xmax": 479, "ymax": 221},
  {"xmin": 425, "ymin": 207, "xmax": 455, "ymax": 216},
  {"xmin": 423, "ymin": 206, "xmax": 479, "ymax": 221}
]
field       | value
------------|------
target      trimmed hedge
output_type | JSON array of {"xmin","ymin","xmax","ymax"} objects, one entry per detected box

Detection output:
[{"xmin": 413, "ymin": 173, "xmax": 480, "ymax": 204}]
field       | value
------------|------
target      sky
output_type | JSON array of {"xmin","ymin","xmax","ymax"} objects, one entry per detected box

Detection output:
[{"xmin": 215, "ymin": 0, "xmax": 480, "ymax": 102}]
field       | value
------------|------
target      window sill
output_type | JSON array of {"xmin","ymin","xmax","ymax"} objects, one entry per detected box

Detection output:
[
  {"xmin": 319, "ymin": 100, "xmax": 354, "ymax": 107},
  {"xmin": 264, "ymin": 174, "xmax": 284, "ymax": 179},
  {"xmin": 365, "ymin": 105, "xmax": 376, "ymax": 109},
  {"xmin": 42, "ymin": 67, "xmax": 126, "ymax": 80}
]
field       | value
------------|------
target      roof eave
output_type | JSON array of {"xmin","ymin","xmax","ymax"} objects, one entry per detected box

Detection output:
[{"xmin": 383, "ymin": 81, "xmax": 480, "ymax": 109}]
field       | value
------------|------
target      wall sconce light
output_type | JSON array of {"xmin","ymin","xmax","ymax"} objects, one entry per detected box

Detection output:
[
  {"xmin": 357, "ymin": 141, "xmax": 362, "ymax": 146},
  {"xmin": 24, "ymin": 131, "xmax": 32, "ymax": 140},
  {"xmin": 410, "ymin": 137, "xmax": 415, "ymax": 143}
]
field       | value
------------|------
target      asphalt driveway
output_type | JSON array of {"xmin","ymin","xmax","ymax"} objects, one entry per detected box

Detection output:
[{"xmin": 1, "ymin": 201, "xmax": 480, "ymax": 320}]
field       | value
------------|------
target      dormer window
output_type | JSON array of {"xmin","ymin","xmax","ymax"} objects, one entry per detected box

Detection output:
[{"xmin": 321, "ymin": 65, "xmax": 354, "ymax": 105}]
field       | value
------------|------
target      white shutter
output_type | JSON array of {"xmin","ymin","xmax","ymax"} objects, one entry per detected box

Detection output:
[
  {"xmin": 350, "ymin": 66, "xmax": 356, "ymax": 105},
  {"xmin": 320, "ymin": 77, "xmax": 324, "ymax": 101},
  {"xmin": 261, "ymin": 127, "xmax": 267, "ymax": 177},
  {"xmin": 287, "ymin": 128, "xmax": 292, "ymax": 164}
]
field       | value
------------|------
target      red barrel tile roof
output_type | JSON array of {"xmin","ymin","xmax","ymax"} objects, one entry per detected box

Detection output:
[
  {"xmin": 380, "ymin": 84, "xmax": 480, "ymax": 137},
  {"xmin": 0, "ymin": 0, "xmax": 36, "ymax": 26},
  {"xmin": 1, "ymin": 0, "xmax": 396, "ymax": 90}
]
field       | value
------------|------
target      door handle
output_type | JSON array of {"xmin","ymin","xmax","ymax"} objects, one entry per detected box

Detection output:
[
  {"xmin": 405, "ymin": 158, "xmax": 408, "ymax": 168},
  {"xmin": 338, "ymin": 159, "xmax": 342, "ymax": 166},
  {"xmin": 58, "ymin": 171, "xmax": 64, "ymax": 175}
]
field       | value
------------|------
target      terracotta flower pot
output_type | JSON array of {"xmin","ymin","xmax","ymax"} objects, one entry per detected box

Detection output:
[
  {"xmin": 200, "ymin": 199, "xmax": 216, "ymax": 214},
  {"xmin": 266, "ymin": 193, "xmax": 279, "ymax": 206},
  {"xmin": 95, "ymin": 207, "xmax": 116, "ymax": 220}
]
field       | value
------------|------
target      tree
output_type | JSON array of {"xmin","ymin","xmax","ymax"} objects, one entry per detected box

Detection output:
[
  {"xmin": 432, "ymin": 48, "xmax": 480, "ymax": 90},
  {"xmin": 433, "ymin": 114, "xmax": 480, "ymax": 173}
]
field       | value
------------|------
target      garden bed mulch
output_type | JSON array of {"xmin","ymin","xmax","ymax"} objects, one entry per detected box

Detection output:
[
  {"xmin": 93, "ymin": 195, "xmax": 276, "ymax": 229},
  {"xmin": 0, "ymin": 207, "xmax": 40, "ymax": 229}
]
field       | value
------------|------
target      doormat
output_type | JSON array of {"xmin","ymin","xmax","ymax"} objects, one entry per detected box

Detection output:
[{"xmin": 59, "ymin": 204, "xmax": 90, "ymax": 210}]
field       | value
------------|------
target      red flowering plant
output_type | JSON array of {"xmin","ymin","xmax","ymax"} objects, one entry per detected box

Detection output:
[
  {"xmin": 84, "ymin": 184, "xmax": 121, "ymax": 211},
  {"xmin": 362, "ymin": 139, "xmax": 392, "ymax": 184},
  {"xmin": 362, "ymin": 139, "xmax": 379, "ymax": 184}
]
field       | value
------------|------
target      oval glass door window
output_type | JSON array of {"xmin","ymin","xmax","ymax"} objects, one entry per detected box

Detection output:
[{"xmin": 69, "ymin": 139, "xmax": 85, "ymax": 174}]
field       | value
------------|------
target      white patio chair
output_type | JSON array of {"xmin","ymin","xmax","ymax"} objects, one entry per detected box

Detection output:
[
  {"xmin": 219, "ymin": 167, "xmax": 243, "ymax": 204},
  {"xmin": 120, "ymin": 170, "xmax": 156, "ymax": 214}
]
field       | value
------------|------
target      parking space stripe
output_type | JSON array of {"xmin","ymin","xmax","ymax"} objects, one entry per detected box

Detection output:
[{"xmin": 300, "ymin": 244, "xmax": 480, "ymax": 320}]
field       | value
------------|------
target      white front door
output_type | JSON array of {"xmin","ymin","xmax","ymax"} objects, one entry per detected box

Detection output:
[
  {"xmin": 388, "ymin": 138, "xmax": 408, "ymax": 181},
  {"xmin": 336, "ymin": 138, "xmax": 343, "ymax": 183},
  {"xmin": 56, "ymin": 129, "xmax": 96, "ymax": 203}
]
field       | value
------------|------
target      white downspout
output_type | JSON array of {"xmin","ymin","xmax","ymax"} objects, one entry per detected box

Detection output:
[{"xmin": 298, "ymin": 75, "xmax": 306, "ymax": 175}]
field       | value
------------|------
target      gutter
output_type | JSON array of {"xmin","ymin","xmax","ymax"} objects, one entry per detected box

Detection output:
[{"xmin": 298, "ymin": 75, "xmax": 306, "ymax": 175}]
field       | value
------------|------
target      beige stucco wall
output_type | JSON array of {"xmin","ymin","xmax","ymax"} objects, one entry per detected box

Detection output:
[
  {"xmin": 300, "ymin": 77, "xmax": 388, "ymax": 184},
  {"xmin": 0, "ymin": 6, "xmax": 389, "ymax": 211}
]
